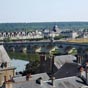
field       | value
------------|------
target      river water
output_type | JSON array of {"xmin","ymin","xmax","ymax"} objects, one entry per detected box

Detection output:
[{"xmin": 11, "ymin": 59, "xmax": 29, "ymax": 72}]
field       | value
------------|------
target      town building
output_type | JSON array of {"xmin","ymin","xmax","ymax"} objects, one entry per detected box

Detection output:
[
  {"xmin": 2, "ymin": 68, "xmax": 88, "ymax": 88},
  {"xmin": 0, "ymin": 46, "xmax": 88, "ymax": 88},
  {"xmin": 49, "ymin": 25, "xmax": 61, "ymax": 38},
  {"xmin": 0, "ymin": 45, "xmax": 15, "ymax": 87},
  {"xmin": 81, "ymin": 29, "xmax": 88, "ymax": 38},
  {"xmin": 60, "ymin": 30, "xmax": 78, "ymax": 39}
]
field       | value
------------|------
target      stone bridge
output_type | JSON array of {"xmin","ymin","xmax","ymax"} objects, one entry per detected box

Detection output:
[{"xmin": 1, "ymin": 40, "xmax": 88, "ymax": 54}]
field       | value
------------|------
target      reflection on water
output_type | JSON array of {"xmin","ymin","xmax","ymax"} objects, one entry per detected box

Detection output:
[{"xmin": 11, "ymin": 59, "xmax": 29, "ymax": 72}]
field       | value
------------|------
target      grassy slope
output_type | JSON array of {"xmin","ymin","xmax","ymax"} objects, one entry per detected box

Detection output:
[
  {"xmin": 66, "ymin": 38, "xmax": 88, "ymax": 43},
  {"xmin": 7, "ymin": 52, "xmax": 40, "ymax": 61}
]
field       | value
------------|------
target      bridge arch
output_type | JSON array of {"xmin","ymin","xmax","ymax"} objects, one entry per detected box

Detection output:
[{"xmin": 64, "ymin": 46, "xmax": 77, "ymax": 55}]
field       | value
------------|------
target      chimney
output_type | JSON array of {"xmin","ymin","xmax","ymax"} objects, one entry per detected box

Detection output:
[
  {"xmin": 4, "ymin": 76, "xmax": 7, "ymax": 83},
  {"xmin": 0, "ymin": 72, "xmax": 3, "ymax": 86},
  {"xmin": 79, "ymin": 66, "xmax": 85, "ymax": 78},
  {"xmin": 4, "ymin": 62, "xmax": 7, "ymax": 68},
  {"xmin": 85, "ymin": 61, "xmax": 88, "ymax": 85},
  {"xmin": 76, "ymin": 55, "xmax": 79, "ymax": 64},
  {"xmin": 86, "ymin": 61, "xmax": 88, "ymax": 67},
  {"xmin": 51, "ymin": 76, "xmax": 55, "ymax": 87},
  {"xmin": 79, "ymin": 66, "xmax": 87, "ymax": 84},
  {"xmin": 26, "ymin": 73, "xmax": 32, "ymax": 81},
  {"xmin": 40, "ymin": 53, "xmax": 46, "ymax": 73},
  {"xmin": 5, "ymin": 82, "xmax": 12, "ymax": 88},
  {"xmin": 79, "ymin": 56, "xmax": 81, "ymax": 64},
  {"xmin": 49, "ymin": 55, "xmax": 54, "ymax": 75},
  {"xmin": 40, "ymin": 53, "xmax": 46, "ymax": 62},
  {"xmin": 52, "ymin": 55, "xmax": 54, "ymax": 75},
  {"xmin": 77, "ymin": 55, "xmax": 82, "ymax": 64},
  {"xmin": 26, "ymin": 74, "xmax": 29, "ymax": 81}
]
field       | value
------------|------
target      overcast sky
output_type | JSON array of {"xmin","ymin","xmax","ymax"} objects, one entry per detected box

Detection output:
[{"xmin": 0, "ymin": 0, "xmax": 88, "ymax": 23}]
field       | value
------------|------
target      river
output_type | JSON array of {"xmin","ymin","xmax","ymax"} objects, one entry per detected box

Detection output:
[{"xmin": 11, "ymin": 59, "xmax": 29, "ymax": 72}]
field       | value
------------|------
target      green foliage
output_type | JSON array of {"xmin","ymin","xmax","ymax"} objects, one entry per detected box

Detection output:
[
  {"xmin": 8, "ymin": 52, "xmax": 40, "ymax": 74},
  {"xmin": 51, "ymin": 49, "xmax": 59, "ymax": 55},
  {"xmin": 7, "ymin": 38, "xmax": 44, "ymax": 42},
  {"xmin": 44, "ymin": 36, "xmax": 50, "ymax": 40},
  {"xmin": 25, "ymin": 60, "xmax": 40, "ymax": 74},
  {"xmin": 25, "ymin": 53, "xmax": 40, "ymax": 74},
  {"xmin": 0, "ymin": 22, "xmax": 88, "ymax": 32},
  {"xmin": 8, "ymin": 52, "xmax": 40, "ymax": 61},
  {"xmin": 3, "ymin": 37, "xmax": 11, "ymax": 42},
  {"xmin": 28, "ymin": 53, "xmax": 40, "ymax": 62},
  {"xmin": 8, "ymin": 52, "xmax": 28, "ymax": 60},
  {"xmin": 28, "ymin": 38, "xmax": 44, "ymax": 41},
  {"xmin": 54, "ymin": 35, "xmax": 65, "ymax": 40},
  {"xmin": 68, "ymin": 48, "xmax": 77, "ymax": 55}
]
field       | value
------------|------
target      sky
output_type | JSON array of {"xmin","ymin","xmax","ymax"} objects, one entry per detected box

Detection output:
[{"xmin": 0, "ymin": 0, "xmax": 88, "ymax": 23}]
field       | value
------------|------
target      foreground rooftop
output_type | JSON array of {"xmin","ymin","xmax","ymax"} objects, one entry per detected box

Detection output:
[{"xmin": 12, "ymin": 76, "xmax": 87, "ymax": 88}]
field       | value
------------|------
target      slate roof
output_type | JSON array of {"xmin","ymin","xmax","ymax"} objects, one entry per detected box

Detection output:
[
  {"xmin": 12, "ymin": 73, "xmax": 50, "ymax": 88},
  {"xmin": 0, "ymin": 45, "xmax": 10, "ymax": 63},
  {"xmin": 54, "ymin": 63, "xmax": 80, "ymax": 79},
  {"xmin": 54, "ymin": 55, "xmax": 76, "ymax": 69},
  {"xmin": 13, "ymin": 80, "xmax": 41, "ymax": 88},
  {"xmin": 12, "ymin": 76, "xmax": 87, "ymax": 88},
  {"xmin": 43, "ymin": 76, "xmax": 86, "ymax": 88},
  {"xmin": 12, "ymin": 55, "xmax": 80, "ymax": 88},
  {"xmin": 13, "ymin": 73, "xmax": 50, "ymax": 82}
]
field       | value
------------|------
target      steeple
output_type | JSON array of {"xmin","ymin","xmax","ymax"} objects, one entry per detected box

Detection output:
[{"xmin": 52, "ymin": 25, "xmax": 60, "ymax": 33}]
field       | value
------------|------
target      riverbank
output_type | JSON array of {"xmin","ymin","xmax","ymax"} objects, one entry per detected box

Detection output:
[
  {"xmin": 66, "ymin": 38, "xmax": 88, "ymax": 43},
  {"xmin": 7, "ymin": 52, "xmax": 40, "ymax": 61}
]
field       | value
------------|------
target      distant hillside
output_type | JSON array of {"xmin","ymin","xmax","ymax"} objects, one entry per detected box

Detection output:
[{"xmin": 0, "ymin": 22, "xmax": 88, "ymax": 32}]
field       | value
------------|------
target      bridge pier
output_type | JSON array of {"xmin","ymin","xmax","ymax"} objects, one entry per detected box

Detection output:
[{"xmin": 2, "ymin": 41, "xmax": 88, "ymax": 55}]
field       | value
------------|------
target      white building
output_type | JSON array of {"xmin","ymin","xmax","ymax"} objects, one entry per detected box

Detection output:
[
  {"xmin": 60, "ymin": 30, "xmax": 78, "ymax": 39},
  {"xmin": 43, "ymin": 28, "xmax": 50, "ymax": 38},
  {"xmin": 43, "ymin": 25, "xmax": 61, "ymax": 38},
  {"xmin": 50, "ymin": 25, "xmax": 61, "ymax": 38},
  {"xmin": 79, "ymin": 29, "xmax": 88, "ymax": 38},
  {"xmin": 0, "ymin": 30, "xmax": 44, "ymax": 40},
  {"xmin": 82, "ymin": 29, "xmax": 88, "ymax": 38}
]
